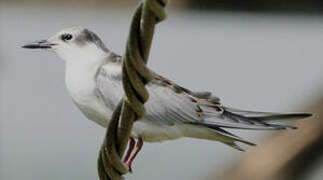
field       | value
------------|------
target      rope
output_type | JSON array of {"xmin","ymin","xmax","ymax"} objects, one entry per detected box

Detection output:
[{"xmin": 97, "ymin": 0, "xmax": 169, "ymax": 179}]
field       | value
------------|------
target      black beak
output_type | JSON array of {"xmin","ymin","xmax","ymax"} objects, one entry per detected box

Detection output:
[{"xmin": 22, "ymin": 40, "xmax": 55, "ymax": 49}]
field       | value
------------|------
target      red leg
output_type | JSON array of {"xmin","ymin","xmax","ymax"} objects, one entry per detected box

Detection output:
[
  {"xmin": 123, "ymin": 137, "xmax": 135, "ymax": 163},
  {"xmin": 126, "ymin": 137, "xmax": 143, "ymax": 172}
]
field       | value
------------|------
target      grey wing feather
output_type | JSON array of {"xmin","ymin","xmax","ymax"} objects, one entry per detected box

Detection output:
[
  {"xmin": 94, "ymin": 62, "xmax": 203, "ymax": 126},
  {"xmin": 95, "ymin": 57, "xmax": 311, "ymax": 131},
  {"xmin": 144, "ymin": 80, "xmax": 202, "ymax": 125},
  {"xmin": 192, "ymin": 105, "xmax": 311, "ymax": 130}
]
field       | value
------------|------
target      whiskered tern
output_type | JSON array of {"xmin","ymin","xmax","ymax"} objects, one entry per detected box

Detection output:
[{"xmin": 23, "ymin": 27, "xmax": 311, "ymax": 170}]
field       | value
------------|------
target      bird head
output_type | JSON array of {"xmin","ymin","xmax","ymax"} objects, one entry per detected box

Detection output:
[{"xmin": 22, "ymin": 27, "xmax": 110, "ymax": 63}]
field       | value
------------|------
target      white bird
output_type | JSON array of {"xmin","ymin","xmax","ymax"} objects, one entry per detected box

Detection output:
[{"xmin": 23, "ymin": 27, "xmax": 311, "ymax": 170}]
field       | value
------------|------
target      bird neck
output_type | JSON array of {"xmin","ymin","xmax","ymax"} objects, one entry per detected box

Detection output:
[
  {"xmin": 65, "ymin": 51, "xmax": 108, "ymax": 84},
  {"xmin": 64, "ymin": 49, "xmax": 110, "ymax": 95}
]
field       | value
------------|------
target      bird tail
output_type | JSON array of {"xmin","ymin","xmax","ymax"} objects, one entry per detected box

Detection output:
[
  {"xmin": 221, "ymin": 106, "xmax": 311, "ymax": 130},
  {"xmin": 187, "ymin": 107, "xmax": 311, "ymax": 151}
]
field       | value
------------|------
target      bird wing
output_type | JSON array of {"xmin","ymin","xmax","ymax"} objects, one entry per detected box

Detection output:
[
  {"xmin": 144, "ymin": 73, "xmax": 222, "ymax": 125},
  {"xmin": 95, "ymin": 62, "xmax": 207, "ymax": 126},
  {"xmin": 95, "ymin": 54, "xmax": 310, "ymax": 130}
]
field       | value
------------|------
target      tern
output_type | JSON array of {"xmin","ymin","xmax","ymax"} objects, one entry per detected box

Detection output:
[{"xmin": 23, "ymin": 27, "xmax": 311, "ymax": 170}]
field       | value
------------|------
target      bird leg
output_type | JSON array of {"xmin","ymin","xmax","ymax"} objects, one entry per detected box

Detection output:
[
  {"xmin": 123, "ymin": 137, "xmax": 135, "ymax": 163},
  {"xmin": 125, "ymin": 137, "xmax": 143, "ymax": 172}
]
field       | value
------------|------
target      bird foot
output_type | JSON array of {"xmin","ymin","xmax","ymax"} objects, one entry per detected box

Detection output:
[{"xmin": 123, "ymin": 137, "xmax": 143, "ymax": 173}]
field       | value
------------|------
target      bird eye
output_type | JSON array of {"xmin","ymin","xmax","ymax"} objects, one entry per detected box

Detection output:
[{"xmin": 61, "ymin": 34, "xmax": 73, "ymax": 41}]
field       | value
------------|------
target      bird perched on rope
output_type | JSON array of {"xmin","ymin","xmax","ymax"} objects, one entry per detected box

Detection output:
[{"xmin": 22, "ymin": 27, "xmax": 311, "ymax": 170}]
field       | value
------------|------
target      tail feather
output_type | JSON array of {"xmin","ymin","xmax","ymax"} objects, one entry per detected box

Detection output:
[
  {"xmin": 205, "ymin": 124, "xmax": 256, "ymax": 146},
  {"xmin": 188, "ymin": 106, "xmax": 311, "ymax": 150},
  {"xmin": 224, "ymin": 142, "xmax": 246, "ymax": 151}
]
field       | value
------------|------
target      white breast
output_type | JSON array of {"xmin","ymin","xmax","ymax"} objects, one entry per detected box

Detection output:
[{"xmin": 65, "ymin": 61, "xmax": 112, "ymax": 126}]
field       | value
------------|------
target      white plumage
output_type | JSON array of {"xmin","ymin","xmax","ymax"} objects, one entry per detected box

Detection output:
[{"xmin": 23, "ymin": 27, "xmax": 311, "ymax": 150}]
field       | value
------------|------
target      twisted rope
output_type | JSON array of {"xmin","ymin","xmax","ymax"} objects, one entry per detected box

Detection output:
[{"xmin": 97, "ymin": 0, "xmax": 169, "ymax": 179}]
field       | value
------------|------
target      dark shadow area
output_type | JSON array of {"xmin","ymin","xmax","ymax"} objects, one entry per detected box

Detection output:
[{"xmin": 187, "ymin": 0, "xmax": 323, "ymax": 13}]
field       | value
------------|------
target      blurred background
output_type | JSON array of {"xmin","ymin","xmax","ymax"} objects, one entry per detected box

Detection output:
[{"xmin": 1, "ymin": 0, "xmax": 323, "ymax": 180}]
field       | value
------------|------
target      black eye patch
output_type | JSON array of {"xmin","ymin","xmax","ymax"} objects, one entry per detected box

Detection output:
[{"xmin": 61, "ymin": 34, "xmax": 73, "ymax": 41}]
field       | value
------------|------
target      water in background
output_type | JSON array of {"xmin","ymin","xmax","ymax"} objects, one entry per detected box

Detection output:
[{"xmin": 1, "ymin": 4, "xmax": 323, "ymax": 180}]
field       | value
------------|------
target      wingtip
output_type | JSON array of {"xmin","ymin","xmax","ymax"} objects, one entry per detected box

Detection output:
[
  {"xmin": 270, "ymin": 124, "xmax": 298, "ymax": 130},
  {"xmin": 289, "ymin": 126, "xmax": 298, "ymax": 130},
  {"xmin": 296, "ymin": 113, "xmax": 312, "ymax": 118}
]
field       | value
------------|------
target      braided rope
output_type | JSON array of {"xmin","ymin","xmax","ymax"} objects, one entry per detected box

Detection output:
[{"xmin": 97, "ymin": 1, "xmax": 169, "ymax": 179}]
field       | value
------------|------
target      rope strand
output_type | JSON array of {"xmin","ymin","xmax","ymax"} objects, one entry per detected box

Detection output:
[{"xmin": 97, "ymin": 1, "xmax": 169, "ymax": 179}]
